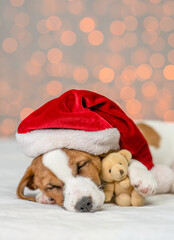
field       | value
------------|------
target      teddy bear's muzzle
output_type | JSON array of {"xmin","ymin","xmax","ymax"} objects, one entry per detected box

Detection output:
[{"xmin": 111, "ymin": 166, "xmax": 127, "ymax": 181}]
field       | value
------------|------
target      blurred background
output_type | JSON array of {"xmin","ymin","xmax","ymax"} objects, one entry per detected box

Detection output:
[{"xmin": 0, "ymin": 0, "xmax": 174, "ymax": 138}]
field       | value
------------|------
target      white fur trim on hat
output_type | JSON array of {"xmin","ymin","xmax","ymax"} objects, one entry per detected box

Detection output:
[{"xmin": 16, "ymin": 128, "xmax": 120, "ymax": 158}]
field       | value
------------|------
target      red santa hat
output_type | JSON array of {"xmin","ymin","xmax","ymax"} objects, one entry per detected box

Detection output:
[{"xmin": 16, "ymin": 89, "xmax": 153, "ymax": 170}]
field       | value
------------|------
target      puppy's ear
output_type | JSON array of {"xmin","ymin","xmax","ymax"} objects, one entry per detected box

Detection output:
[
  {"xmin": 92, "ymin": 156, "xmax": 102, "ymax": 172},
  {"xmin": 17, "ymin": 162, "xmax": 37, "ymax": 202}
]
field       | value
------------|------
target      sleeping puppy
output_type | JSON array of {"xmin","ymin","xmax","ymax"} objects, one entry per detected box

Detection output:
[
  {"xmin": 17, "ymin": 147, "xmax": 157, "ymax": 212},
  {"xmin": 17, "ymin": 148, "xmax": 105, "ymax": 212}
]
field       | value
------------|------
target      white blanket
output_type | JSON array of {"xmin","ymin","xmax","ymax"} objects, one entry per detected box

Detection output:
[{"xmin": 1, "ymin": 137, "xmax": 174, "ymax": 240}]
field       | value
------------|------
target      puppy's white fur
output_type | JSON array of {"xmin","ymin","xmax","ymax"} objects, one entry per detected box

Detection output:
[
  {"xmin": 136, "ymin": 120, "xmax": 174, "ymax": 194},
  {"xmin": 128, "ymin": 160, "xmax": 157, "ymax": 195},
  {"xmin": 43, "ymin": 149, "xmax": 105, "ymax": 212}
]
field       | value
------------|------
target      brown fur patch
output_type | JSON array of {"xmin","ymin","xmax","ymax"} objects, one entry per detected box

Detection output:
[
  {"xmin": 137, "ymin": 123, "xmax": 161, "ymax": 148},
  {"xmin": 17, "ymin": 148, "xmax": 102, "ymax": 206}
]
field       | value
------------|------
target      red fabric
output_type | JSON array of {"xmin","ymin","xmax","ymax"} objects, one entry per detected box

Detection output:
[{"xmin": 18, "ymin": 89, "xmax": 153, "ymax": 170}]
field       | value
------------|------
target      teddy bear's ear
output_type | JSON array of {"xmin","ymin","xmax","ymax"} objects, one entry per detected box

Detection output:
[{"xmin": 119, "ymin": 149, "xmax": 132, "ymax": 163}]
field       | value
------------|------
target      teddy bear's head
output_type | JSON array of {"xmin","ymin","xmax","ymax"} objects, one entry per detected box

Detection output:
[{"xmin": 100, "ymin": 150, "xmax": 132, "ymax": 183}]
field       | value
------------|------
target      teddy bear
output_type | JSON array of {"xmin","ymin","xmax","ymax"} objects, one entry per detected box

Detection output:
[{"xmin": 100, "ymin": 149, "xmax": 145, "ymax": 206}]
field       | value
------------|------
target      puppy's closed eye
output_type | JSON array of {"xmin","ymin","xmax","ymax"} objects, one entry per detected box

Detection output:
[
  {"xmin": 45, "ymin": 184, "xmax": 62, "ymax": 191},
  {"xmin": 77, "ymin": 160, "xmax": 90, "ymax": 174}
]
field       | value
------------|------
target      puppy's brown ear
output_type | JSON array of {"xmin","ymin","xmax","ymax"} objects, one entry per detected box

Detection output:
[{"xmin": 17, "ymin": 163, "xmax": 37, "ymax": 202}]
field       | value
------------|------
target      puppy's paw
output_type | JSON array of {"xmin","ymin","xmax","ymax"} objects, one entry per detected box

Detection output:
[
  {"xmin": 36, "ymin": 192, "xmax": 55, "ymax": 204},
  {"xmin": 128, "ymin": 160, "xmax": 157, "ymax": 196}
]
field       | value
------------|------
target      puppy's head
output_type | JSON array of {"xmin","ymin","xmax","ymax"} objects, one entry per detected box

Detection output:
[{"xmin": 17, "ymin": 148, "xmax": 105, "ymax": 212}]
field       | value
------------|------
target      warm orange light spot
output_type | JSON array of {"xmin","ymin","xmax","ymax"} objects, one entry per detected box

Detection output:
[
  {"xmin": 121, "ymin": 66, "xmax": 136, "ymax": 85},
  {"xmin": 163, "ymin": 65, "xmax": 174, "ymax": 80},
  {"xmin": 20, "ymin": 108, "xmax": 33, "ymax": 121},
  {"xmin": 25, "ymin": 61, "xmax": 41, "ymax": 76},
  {"xmin": 164, "ymin": 110, "xmax": 174, "ymax": 121},
  {"xmin": 1, "ymin": 118, "xmax": 16, "ymax": 135},
  {"xmin": 168, "ymin": 33, "xmax": 174, "ymax": 48},
  {"xmin": 160, "ymin": 17, "xmax": 174, "ymax": 32},
  {"xmin": 144, "ymin": 16, "xmax": 159, "ymax": 32},
  {"xmin": 93, "ymin": 64, "xmax": 105, "ymax": 79},
  {"xmin": 124, "ymin": 16, "xmax": 138, "ymax": 31},
  {"xmin": 38, "ymin": 35, "xmax": 53, "ymax": 49},
  {"xmin": 46, "ymin": 80, "xmax": 63, "ymax": 96},
  {"xmin": 68, "ymin": 0, "xmax": 83, "ymax": 15},
  {"xmin": 31, "ymin": 51, "xmax": 46, "ymax": 66},
  {"xmin": 142, "ymin": 81, "xmax": 157, "ymax": 97},
  {"xmin": 88, "ymin": 30, "xmax": 104, "ymax": 46},
  {"xmin": 120, "ymin": 86, "xmax": 136, "ymax": 101},
  {"xmin": 150, "ymin": 37, "xmax": 165, "ymax": 51},
  {"xmin": 106, "ymin": 54, "xmax": 125, "ymax": 70},
  {"xmin": 131, "ymin": 1, "xmax": 147, "ymax": 16},
  {"xmin": 163, "ymin": 1, "xmax": 174, "ymax": 16},
  {"xmin": 46, "ymin": 16, "xmax": 62, "ymax": 31},
  {"xmin": 109, "ymin": 36, "xmax": 124, "ymax": 52},
  {"xmin": 73, "ymin": 66, "xmax": 89, "ymax": 83},
  {"xmin": 123, "ymin": 32, "xmax": 137, "ymax": 48},
  {"xmin": 15, "ymin": 13, "xmax": 30, "ymax": 28},
  {"xmin": 155, "ymin": 99, "xmax": 170, "ymax": 118},
  {"xmin": 142, "ymin": 31, "xmax": 158, "ymax": 45},
  {"xmin": 2, "ymin": 38, "xmax": 18, "ymax": 53},
  {"xmin": 79, "ymin": 17, "xmax": 95, "ymax": 33},
  {"xmin": 136, "ymin": 64, "xmax": 152, "ymax": 80},
  {"xmin": 10, "ymin": 0, "xmax": 24, "ymax": 7},
  {"xmin": 110, "ymin": 20, "xmax": 125, "ymax": 36},
  {"xmin": 60, "ymin": 31, "xmax": 76, "ymax": 46},
  {"xmin": 149, "ymin": 53, "xmax": 165, "ymax": 68},
  {"xmin": 99, "ymin": 67, "xmax": 115, "ymax": 83},
  {"xmin": 168, "ymin": 50, "xmax": 174, "ymax": 64},
  {"xmin": 131, "ymin": 48, "xmax": 150, "ymax": 65},
  {"xmin": 47, "ymin": 63, "xmax": 66, "ymax": 77},
  {"xmin": 126, "ymin": 99, "xmax": 141, "ymax": 115},
  {"xmin": 37, "ymin": 19, "xmax": 49, "ymax": 34},
  {"xmin": 47, "ymin": 48, "xmax": 63, "ymax": 63}
]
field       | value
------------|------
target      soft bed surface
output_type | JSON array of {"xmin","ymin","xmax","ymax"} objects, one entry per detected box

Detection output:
[{"xmin": 1, "ymin": 137, "xmax": 174, "ymax": 240}]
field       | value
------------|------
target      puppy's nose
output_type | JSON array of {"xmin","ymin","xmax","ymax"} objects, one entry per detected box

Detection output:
[
  {"xmin": 120, "ymin": 170, "xmax": 124, "ymax": 175},
  {"xmin": 75, "ymin": 197, "xmax": 92, "ymax": 212}
]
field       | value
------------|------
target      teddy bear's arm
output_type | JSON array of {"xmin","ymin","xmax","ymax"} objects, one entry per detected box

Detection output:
[
  {"xmin": 104, "ymin": 182, "xmax": 115, "ymax": 202},
  {"xmin": 119, "ymin": 176, "xmax": 131, "ymax": 189}
]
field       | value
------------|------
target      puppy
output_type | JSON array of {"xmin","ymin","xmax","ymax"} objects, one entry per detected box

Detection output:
[
  {"xmin": 17, "ymin": 147, "xmax": 157, "ymax": 212},
  {"xmin": 17, "ymin": 148, "xmax": 105, "ymax": 212},
  {"xmin": 137, "ymin": 121, "xmax": 174, "ymax": 194}
]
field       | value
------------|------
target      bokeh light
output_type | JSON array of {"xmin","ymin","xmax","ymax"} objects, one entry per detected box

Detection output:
[
  {"xmin": 46, "ymin": 16, "xmax": 62, "ymax": 31},
  {"xmin": 73, "ymin": 66, "xmax": 89, "ymax": 83},
  {"xmin": 149, "ymin": 53, "xmax": 165, "ymax": 69},
  {"xmin": 2, "ymin": 38, "xmax": 18, "ymax": 53},
  {"xmin": 88, "ymin": 30, "xmax": 104, "ymax": 46},
  {"xmin": 110, "ymin": 20, "xmax": 125, "ymax": 36},
  {"xmin": 46, "ymin": 80, "xmax": 63, "ymax": 96},
  {"xmin": 99, "ymin": 67, "xmax": 115, "ymax": 83},
  {"xmin": 15, "ymin": 12, "xmax": 30, "ymax": 28},
  {"xmin": 61, "ymin": 31, "xmax": 76, "ymax": 46},
  {"xmin": 163, "ymin": 65, "xmax": 174, "ymax": 80},
  {"xmin": 47, "ymin": 48, "xmax": 63, "ymax": 63},
  {"xmin": 124, "ymin": 16, "xmax": 138, "ymax": 31},
  {"xmin": 136, "ymin": 64, "xmax": 152, "ymax": 80},
  {"xmin": 20, "ymin": 108, "xmax": 33, "ymax": 121},
  {"xmin": 79, "ymin": 17, "xmax": 95, "ymax": 33},
  {"xmin": 1, "ymin": 0, "xmax": 174, "ymax": 137}
]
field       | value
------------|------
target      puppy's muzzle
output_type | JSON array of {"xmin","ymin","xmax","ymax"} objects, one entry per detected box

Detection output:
[{"xmin": 75, "ymin": 196, "xmax": 92, "ymax": 212}]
